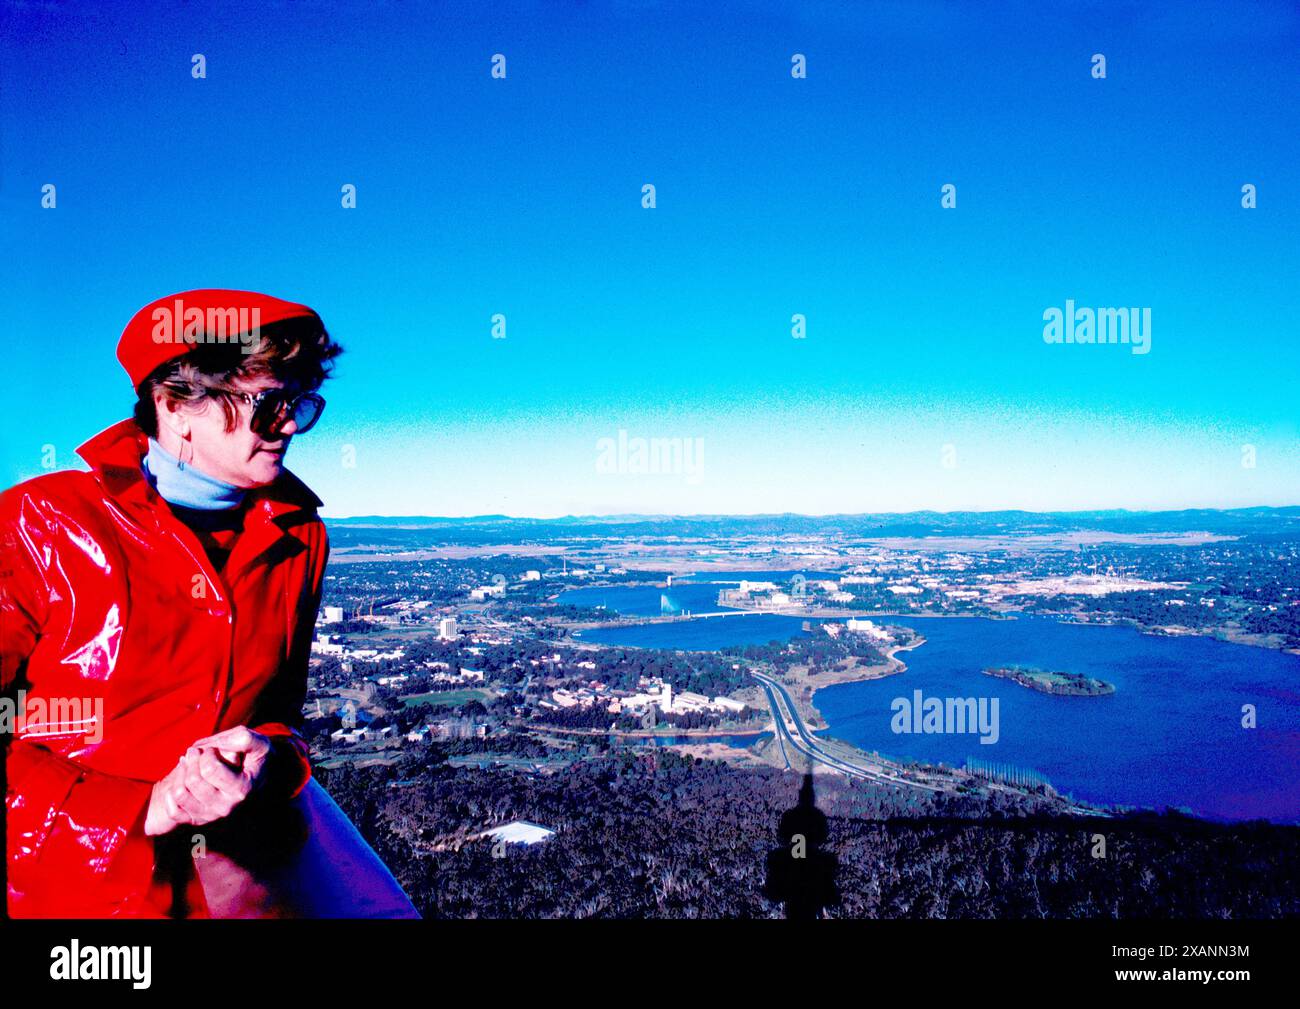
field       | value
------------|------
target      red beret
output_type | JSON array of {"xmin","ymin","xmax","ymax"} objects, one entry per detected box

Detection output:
[{"xmin": 117, "ymin": 288, "xmax": 321, "ymax": 388}]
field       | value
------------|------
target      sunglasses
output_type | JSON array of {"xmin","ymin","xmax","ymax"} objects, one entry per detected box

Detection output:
[{"xmin": 229, "ymin": 388, "xmax": 326, "ymax": 437}]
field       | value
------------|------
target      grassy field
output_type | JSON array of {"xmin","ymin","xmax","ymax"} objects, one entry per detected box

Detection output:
[{"xmin": 398, "ymin": 688, "xmax": 494, "ymax": 709}]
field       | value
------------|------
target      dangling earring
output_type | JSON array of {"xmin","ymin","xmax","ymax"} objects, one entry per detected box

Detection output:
[{"xmin": 179, "ymin": 438, "xmax": 194, "ymax": 468}]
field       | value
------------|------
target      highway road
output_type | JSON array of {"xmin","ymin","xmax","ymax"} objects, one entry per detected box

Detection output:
[
  {"xmin": 752, "ymin": 670, "xmax": 947, "ymax": 793},
  {"xmin": 753, "ymin": 669, "xmax": 1108, "ymax": 816}
]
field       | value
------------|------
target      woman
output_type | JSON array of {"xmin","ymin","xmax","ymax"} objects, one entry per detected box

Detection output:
[{"xmin": 2, "ymin": 289, "xmax": 415, "ymax": 917}]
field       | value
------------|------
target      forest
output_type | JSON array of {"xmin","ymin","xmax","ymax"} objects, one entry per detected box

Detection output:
[{"xmin": 319, "ymin": 750, "xmax": 1300, "ymax": 919}]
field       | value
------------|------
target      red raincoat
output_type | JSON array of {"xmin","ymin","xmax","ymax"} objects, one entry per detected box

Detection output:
[{"xmin": 2, "ymin": 418, "xmax": 327, "ymax": 917}]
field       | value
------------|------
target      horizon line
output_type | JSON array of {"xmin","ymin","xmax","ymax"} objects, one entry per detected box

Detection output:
[{"xmin": 319, "ymin": 504, "xmax": 1300, "ymax": 522}]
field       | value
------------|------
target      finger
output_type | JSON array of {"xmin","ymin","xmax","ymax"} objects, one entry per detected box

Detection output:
[
  {"xmin": 173, "ymin": 752, "xmax": 227, "ymax": 817},
  {"xmin": 176, "ymin": 778, "xmax": 229, "ymax": 824},
  {"xmin": 217, "ymin": 748, "xmax": 245, "ymax": 770},
  {"xmin": 161, "ymin": 760, "xmax": 197, "ymax": 822},
  {"xmin": 168, "ymin": 779, "xmax": 206, "ymax": 821},
  {"xmin": 160, "ymin": 783, "xmax": 186, "ymax": 824},
  {"xmin": 191, "ymin": 726, "xmax": 256, "ymax": 752},
  {"xmin": 181, "ymin": 753, "xmax": 226, "ymax": 807},
  {"xmin": 188, "ymin": 727, "xmax": 240, "ymax": 748},
  {"xmin": 196, "ymin": 749, "xmax": 247, "ymax": 798}
]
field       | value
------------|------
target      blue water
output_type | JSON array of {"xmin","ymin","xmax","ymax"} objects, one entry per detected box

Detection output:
[
  {"xmin": 560, "ymin": 573, "xmax": 831, "ymax": 618},
  {"xmin": 577, "ymin": 614, "xmax": 815, "ymax": 649},
  {"xmin": 575, "ymin": 612, "xmax": 1300, "ymax": 822},
  {"xmin": 633, "ymin": 732, "xmax": 774, "ymax": 748},
  {"xmin": 559, "ymin": 584, "xmax": 740, "ymax": 616},
  {"xmin": 816, "ymin": 617, "xmax": 1300, "ymax": 823}
]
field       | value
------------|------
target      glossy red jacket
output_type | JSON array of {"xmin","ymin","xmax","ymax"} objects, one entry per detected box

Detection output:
[{"xmin": 1, "ymin": 419, "xmax": 328, "ymax": 917}]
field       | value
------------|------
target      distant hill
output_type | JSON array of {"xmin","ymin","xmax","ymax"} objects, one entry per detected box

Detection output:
[{"xmin": 322, "ymin": 507, "xmax": 1300, "ymax": 547}]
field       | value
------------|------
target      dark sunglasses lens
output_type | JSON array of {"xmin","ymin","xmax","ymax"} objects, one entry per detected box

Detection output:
[
  {"xmin": 292, "ymin": 395, "xmax": 324, "ymax": 433},
  {"xmin": 251, "ymin": 395, "xmax": 289, "ymax": 436},
  {"xmin": 249, "ymin": 392, "xmax": 324, "ymax": 435}
]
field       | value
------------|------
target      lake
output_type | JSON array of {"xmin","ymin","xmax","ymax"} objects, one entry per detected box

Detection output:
[
  {"xmin": 815, "ymin": 616, "xmax": 1300, "ymax": 823},
  {"xmin": 574, "ymin": 613, "xmax": 815, "ymax": 649},
  {"xmin": 559, "ymin": 572, "xmax": 837, "ymax": 617},
  {"xmin": 559, "ymin": 583, "xmax": 740, "ymax": 616},
  {"xmin": 571, "ymin": 609, "xmax": 1300, "ymax": 823}
]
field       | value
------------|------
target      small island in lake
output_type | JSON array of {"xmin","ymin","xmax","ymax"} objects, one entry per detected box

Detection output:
[{"xmin": 982, "ymin": 665, "xmax": 1115, "ymax": 696}]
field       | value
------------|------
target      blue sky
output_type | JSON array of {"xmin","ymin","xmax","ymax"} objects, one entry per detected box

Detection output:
[{"xmin": 2, "ymin": 0, "xmax": 1297, "ymax": 517}]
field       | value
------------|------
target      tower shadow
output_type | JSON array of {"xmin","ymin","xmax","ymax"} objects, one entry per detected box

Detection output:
[{"xmin": 763, "ymin": 771, "xmax": 840, "ymax": 919}]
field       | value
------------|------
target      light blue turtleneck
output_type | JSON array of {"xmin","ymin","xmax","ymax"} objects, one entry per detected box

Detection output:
[{"xmin": 142, "ymin": 438, "xmax": 246, "ymax": 510}]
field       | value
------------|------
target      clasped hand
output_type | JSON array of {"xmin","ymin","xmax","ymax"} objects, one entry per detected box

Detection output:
[{"xmin": 144, "ymin": 726, "xmax": 273, "ymax": 836}]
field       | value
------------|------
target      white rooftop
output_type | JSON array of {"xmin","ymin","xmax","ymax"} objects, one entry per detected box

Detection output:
[{"xmin": 484, "ymin": 820, "xmax": 556, "ymax": 845}]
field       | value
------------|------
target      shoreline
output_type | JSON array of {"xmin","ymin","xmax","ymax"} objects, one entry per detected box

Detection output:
[
  {"xmin": 566, "ymin": 600, "xmax": 1298, "ymax": 657},
  {"xmin": 1049, "ymin": 612, "xmax": 1300, "ymax": 656},
  {"xmin": 776, "ymin": 633, "xmax": 923, "ymax": 734},
  {"xmin": 533, "ymin": 724, "xmax": 767, "ymax": 739}
]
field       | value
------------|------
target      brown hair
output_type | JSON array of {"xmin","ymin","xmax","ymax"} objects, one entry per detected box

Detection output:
[{"xmin": 132, "ymin": 317, "xmax": 343, "ymax": 437}]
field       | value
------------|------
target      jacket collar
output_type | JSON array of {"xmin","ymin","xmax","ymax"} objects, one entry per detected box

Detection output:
[{"xmin": 76, "ymin": 419, "xmax": 324, "ymax": 529}]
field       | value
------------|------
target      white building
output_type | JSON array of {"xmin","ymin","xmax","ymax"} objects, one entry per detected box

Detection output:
[
  {"xmin": 483, "ymin": 820, "xmax": 555, "ymax": 846},
  {"xmin": 671, "ymin": 690, "xmax": 711, "ymax": 713},
  {"xmin": 349, "ymin": 647, "xmax": 406, "ymax": 661},
  {"xmin": 321, "ymin": 605, "xmax": 344, "ymax": 624},
  {"xmin": 522, "ymin": 570, "xmax": 541, "ymax": 581},
  {"xmin": 622, "ymin": 679, "xmax": 673, "ymax": 714},
  {"xmin": 438, "ymin": 617, "xmax": 457, "ymax": 640},
  {"xmin": 846, "ymin": 618, "xmax": 890, "ymax": 640}
]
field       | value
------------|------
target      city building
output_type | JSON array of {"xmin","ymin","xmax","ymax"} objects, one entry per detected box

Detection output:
[
  {"xmin": 846, "ymin": 618, "xmax": 890, "ymax": 640},
  {"xmin": 349, "ymin": 646, "xmax": 406, "ymax": 661}
]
